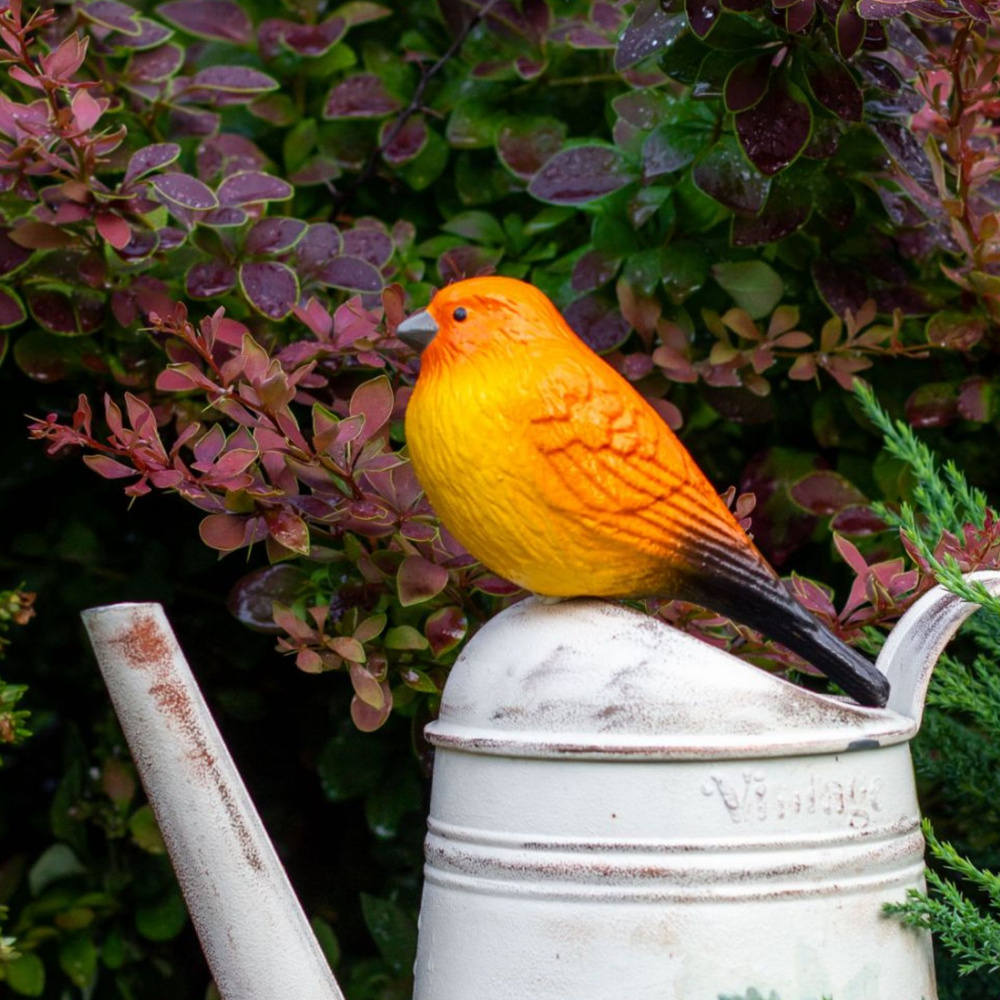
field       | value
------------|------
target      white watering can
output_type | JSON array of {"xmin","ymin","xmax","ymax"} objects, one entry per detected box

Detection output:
[{"xmin": 82, "ymin": 572, "xmax": 1000, "ymax": 1000}]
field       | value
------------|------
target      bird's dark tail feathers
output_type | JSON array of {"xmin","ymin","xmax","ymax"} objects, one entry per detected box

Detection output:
[{"xmin": 676, "ymin": 557, "xmax": 890, "ymax": 708}]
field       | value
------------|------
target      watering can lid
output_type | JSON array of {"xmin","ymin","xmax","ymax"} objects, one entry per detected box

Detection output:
[{"xmin": 425, "ymin": 583, "xmax": 998, "ymax": 760}]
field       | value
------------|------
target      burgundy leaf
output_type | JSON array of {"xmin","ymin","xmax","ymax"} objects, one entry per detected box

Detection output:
[
  {"xmin": 926, "ymin": 312, "xmax": 985, "ymax": 351},
  {"xmin": 264, "ymin": 509, "xmax": 310, "ymax": 555},
  {"xmin": 872, "ymin": 285, "xmax": 929, "ymax": 316},
  {"xmin": 812, "ymin": 259, "xmax": 867, "ymax": 316},
  {"xmin": 836, "ymin": 5, "xmax": 865, "ymax": 59},
  {"xmin": 496, "ymin": 117, "xmax": 567, "ymax": 180},
  {"xmin": 150, "ymin": 173, "xmax": 218, "ymax": 210},
  {"xmin": 528, "ymin": 144, "xmax": 636, "ymax": 204},
  {"xmin": 735, "ymin": 76, "xmax": 812, "ymax": 176},
  {"xmin": 563, "ymin": 296, "xmax": 631, "ymax": 353},
  {"xmin": 686, "ymin": 0, "xmax": 721, "ymax": 38},
  {"xmin": 186, "ymin": 260, "xmax": 237, "ymax": 298},
  {"xmin": 615, "ymin": 0, "xmax": 685, "ymax": 69},
  {"xmin": 168, "ymin": 107, "xmax": 220, "ymax": 137},
  {"xmin": 197, "ymin": 133, "xmax": 269, "ymax": 181},
  {"xmin": 731, "ymin": 176, "xmax": 812, "ymax": 246},
  {"xmin": 316, "ymin": 255, "xmax": 384, "ymax": 292},
  {"xmin": 198, "ymin": 207, "xmax": 248, "ymax": 228},
  {"xmin": 199, "ymin": 513, "xmax": 251, "ymax": 552},
  {"xmin": 957, "ymin": 376, "xmax": 992, "ymax": 422},
  {"xmin": 296, "ymin": 224, "xmax": 343, "ymax": 272},
  {"xmin": 127, "ymin": 43, "xmax": 185, "ymax": 82},
  {"xmin": 425, "ymin": 606, "xmax": 468, "ymax": 657},
  {"xmin": 789, "ymin": 470, "xmax": 867, "ymax": 514},
  {"xmin": 351, "ymin": 687, "xmax": 392, "ymax": 731},
  {"xmin": 9, "ymin": 223, "xmax": 76, "ymax": 251},
  {"xmin": 350, "ymin": 375, "xmax": 394, "ymax": 446},
  {"xmin": 572, "ymin": 249, "xmax": 622, "ymax": 292},
  {"xmin": 217, "ymin": 171, "xmax": 293, "ymax": 206},
  {"xmin": 515, "ymin": 55, "xmax": 546, "ymax": 80},
  {"xmin": 158, "ymin": 227, "xmax": 187, "ymax": 252},
  {"xmin": 324, "ymin": 74, "xmax": 402, "ymax": 119},
  {"xmin": 0, "ymin": 287, "xmax": 26, "ymax": 328},
  {"xmin": 157, "ymin": 0, "xmax": 253, "ymax": 43},
  {"xmin": 95, "ymin": 212, "xmax": 132, "ymax": 250},
  {"xmin": 856, "ymin": 0, "xmax": 913, "ymax": 14},
  {"xmin": 804, "ymin": 51, "xmax": 862, "ymax": 122},
  {"xmin": 380, "ymin": 115, "xmax": 429, "ymax": 166},
  {"xmin": 289, "ymin": 156, "xmax": 342, "ymax": 186},
  {"xmin": 786, "ymin": 0, "xmax": 815, "ymax": 33},
  {"xmin": 27, "ymin": 290, "xmax": 77, "ymax": 335},
  {"xmin": 870, "ymin": 121, "xmax": 935, "ymax": 194},
  {"xmin": 958, "ymin": 0, "xmax": 989, "ymax": 20},
  {"xmin": 239, "ymin": 262, "xmax": 300, "ymax": 320},
  {"xmin": 82, "ymin": 0, "xmax": 142, "ymax": 35},
  {"xmin": 107, "ymin": 17, "xmax": 173, "ymax": 50},
  {"xmin": 227, "ymin": 564, "xmax": 307, "ymax": 634},
  {"xmin": 905, "ymin": 383, "xmax": 958, "ymax": 429},
  {"xmin": 438, "ymin": 245, "xmax": 502, "ymax": 283},
  {"xmin": 830, "ymin": 505, "xmax": 887, "ymax": 535},
  {"xmin": 725, "ymin": 54, "xmax": 771, "ymax": 113},
  {"xmin": 83, "ymin": 454, "xmax": 138, "ymax": 479},
  {"xmin": 693, "ymin": 138, "xmax": 770, "ymax": 214},
  {"xmin": 0, "ymin": 229, "xmax": 33, "ymax": 278},
  {"xmin": 188, "ymin": 66, "xmax": 280, "ymax": 94},
  {"xmin": 397, "ymin": 555, "xmax": 449, "ymax": 606},
  {"xmin": 258, "ymin": 16, "xmax": 346, "ymax": 58},
  {"xmin": 245, "ymin": 218, "xmax": 307, "ymax": 255},
  {"xmin": 341, "ymin": 227, "xmax": 394, "ymax": 268}
]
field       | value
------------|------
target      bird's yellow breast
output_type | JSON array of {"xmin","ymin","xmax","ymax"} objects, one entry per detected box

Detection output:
[{"xmin": 404, "ymin": 341, "xmax": 697, "ymax": 598}]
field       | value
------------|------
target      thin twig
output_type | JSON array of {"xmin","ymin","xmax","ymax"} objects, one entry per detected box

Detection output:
[{"xmin": 330, "ymin": 0, "xmax": 503, "ymax": 216}]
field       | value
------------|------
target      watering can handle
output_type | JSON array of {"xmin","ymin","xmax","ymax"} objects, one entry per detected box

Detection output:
[{"xmin": 876, "ymin": 570, "xmax": 1000, "ymax": 726}]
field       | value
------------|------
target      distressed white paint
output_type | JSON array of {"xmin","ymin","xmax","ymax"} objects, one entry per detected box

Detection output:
[
  {"xmin": 82, "ymin": 603, "xmax": 344, "ymax": 1000},
  {"xmin": 415, "ymin": 576, "xmax": 1000, "ymax": 1000}
]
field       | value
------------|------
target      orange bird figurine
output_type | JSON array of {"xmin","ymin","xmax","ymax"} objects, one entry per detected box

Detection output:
[{"xmin": 397, "ymin": 276, "xmax": 890, "ymax": 708}]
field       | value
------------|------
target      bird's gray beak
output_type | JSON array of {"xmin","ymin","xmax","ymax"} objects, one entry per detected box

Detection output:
[{"xmin": 395, "ymin": 310, "xmax": 439, "ymax": 351}]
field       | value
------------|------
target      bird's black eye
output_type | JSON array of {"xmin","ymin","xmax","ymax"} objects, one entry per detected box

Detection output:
[{"xmin": 453, "ymin": 307, "xmax": 468, "ymax": 322}]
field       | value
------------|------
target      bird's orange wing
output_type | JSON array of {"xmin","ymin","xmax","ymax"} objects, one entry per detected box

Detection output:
[{"xmin": 524, "ymin": 354, "xmax": 758, "ymax": 593}]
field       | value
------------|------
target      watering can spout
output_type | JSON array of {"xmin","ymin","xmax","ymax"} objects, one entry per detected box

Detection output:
[
  {"xmin": 82, "ymin": 602, "xmax": 345, "ymax": 1000},
  {"xmin": 876, "ymin": 570, "xmax": 1000, "ymax": 728}
]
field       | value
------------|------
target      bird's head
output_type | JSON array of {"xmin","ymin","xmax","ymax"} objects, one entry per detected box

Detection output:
[{"xmin": 395, "ymin": 276, "xmax": 576, "ymax": 367}]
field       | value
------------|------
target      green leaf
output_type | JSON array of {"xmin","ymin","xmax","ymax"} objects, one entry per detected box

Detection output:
[
  {"xmin": 360, "ymin": 894, "xmax": 417, "ymax": 977},
  {"xmin": 661, "ymin": 242, "xmax": 709, "ymax": 305},
  {"xmin": 59, "ymin": 931, "xmax": 98, "ymax": 989},
  {"xmin": 129, "ymin": 804, "xmax": 167, "ymax": 854},
  {"xmin": 28, "ymin": 844, "xmax": 87, "ymax": 896},
  {"xmin": 441, "ymin": 211, "xmax": 507, "ymax": 247},
  {"xmin": 101, "ymin": 928, "xmax": 126, "ymax": 970},
  {"xmin": 398, "ymin": 130, "xmax": 449, "ymax": 191},
  {"xmin": 365, "ymin": 766, "xmax": 424, "ymax": 839},
  {"xmin": 135, "ymin": 888, "xmax": 188, "ymax": 941},
  {"xmin": 311, "ymin": 916, "xmax": 341, "ymax": 969},
  {"xmin": 6, "ymin": 953, "xmax": 45, "ymax": 996},
  {"xmin": 317, "ymin": 723, "xmax": 386, "ymax": 800},
  {"xmin": 384, "ymin": 625, "xmax": 429, "ymax": 650},
  {"xmin": 712, "ymin": 260, "xmax": 784, "ymax": 319}
]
